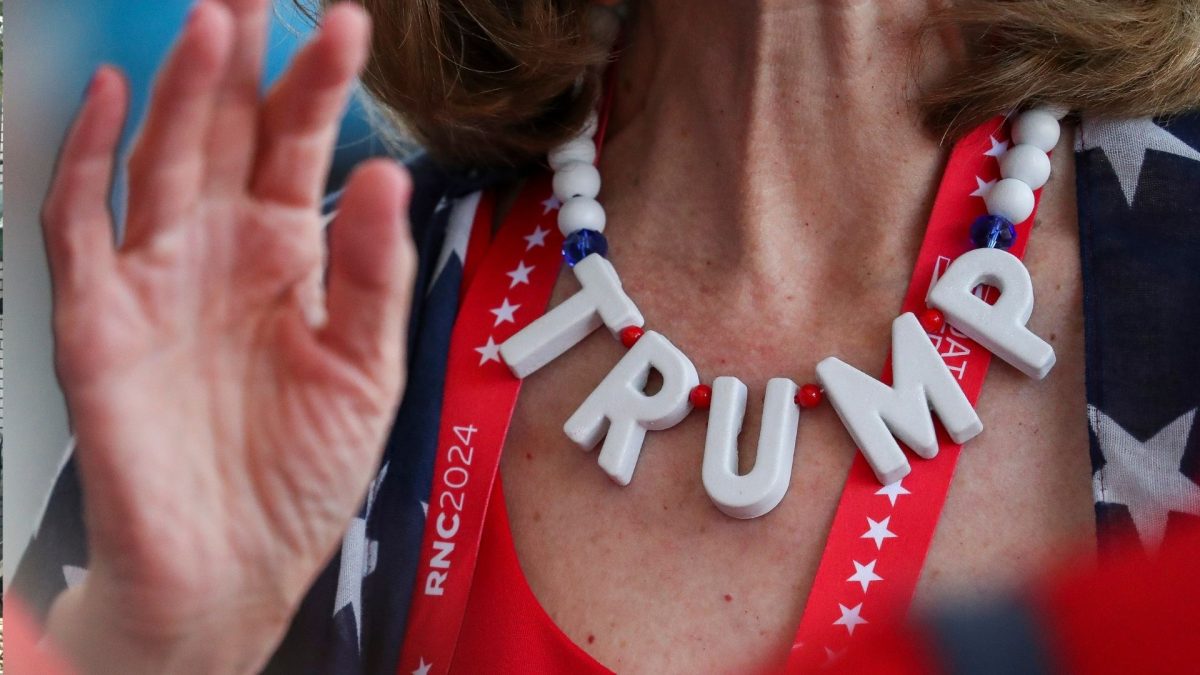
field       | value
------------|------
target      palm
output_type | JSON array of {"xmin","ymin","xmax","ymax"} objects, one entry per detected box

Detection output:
[
  {"xmin": 41, "ymin": 1, "xmax": 415, "ymax": 669},
  {"xmin": 68, "ymin": 191, "xmax": 382, "ymax": 608}
]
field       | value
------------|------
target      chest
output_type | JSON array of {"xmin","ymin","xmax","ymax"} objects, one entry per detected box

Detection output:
[{"xmin": 495, "ymin": 150, "xmax": 1094, "ymax": 673}]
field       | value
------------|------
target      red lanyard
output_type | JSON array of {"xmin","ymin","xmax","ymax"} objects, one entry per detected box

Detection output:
[
  {"xmin": 789, "ymin": 117, "xmax": 1034, "ymax": 670},
  {"xmin": 396, "ymin": 116, "xmax": 1041, "ymax": 674}
]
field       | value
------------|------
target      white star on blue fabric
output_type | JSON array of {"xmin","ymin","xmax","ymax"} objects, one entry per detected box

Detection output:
[
  {"xmin": 332, "ymin": 463, "xmax": 389, "ymax": 646},
  {"xmin": 429, "ymin": 193, "xmax": 480, "ymax": 293},
  {"xmin": 63, "ymin": 564, "xmax": 88, "ymax": 589},
  {"xmin": 1077, "ymin": 116, "xmax": 1200, "ymax": 207},
  {"xmin": 524, "ymin": 226, "xmax": 550, "ymax": 250},
  {"xmin": 861, "ymin": 516, "xmax": 897, "ymax": 550},
  {"xmin": 1089, "ymin": 405, "xmax": 1200, "ymax": 548},
  {"xmin": 847, "ymin": 560, "xmax": 883, "ymax": 593},
  {"xmin": 833, "ymin": 603, "xmax": 868, "ymax": 635}
]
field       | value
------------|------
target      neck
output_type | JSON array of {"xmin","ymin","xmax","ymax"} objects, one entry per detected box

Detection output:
[{"xmin": 600, "ymin": 0, "xmax": 961, "ymax": 294}]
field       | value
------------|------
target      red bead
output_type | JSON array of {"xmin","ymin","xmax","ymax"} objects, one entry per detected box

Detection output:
[
  {"xmin": 690, "ymin": 384, "xmax": 713, "ymax": 409},
  {"xmin": 918, "ymin": 308, "xmax": 945, "ymax": 333},
  {"xmin": 795, "ymin": 383, "xmax": 823, "ymax": 409},
  {"xmin": 619, "ymin": 326, "xmax": 645, "ymax": 348}
]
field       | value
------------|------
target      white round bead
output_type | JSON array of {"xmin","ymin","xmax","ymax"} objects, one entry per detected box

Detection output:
[
  {"xmin": 984, "ymin": 178, "xmax": 1036, "ymax": 224},
  {"xmin": 548, "ymin": 137, "xmax": 596, "ymax": 170},
  {"xmin": 558, "ymin": 196, "xmax": 607, "ymax": 235},
  {"xmin": 999, "ymin": 144, "xmax": 1052, "ymax": 190},
  {"xmin": 580, "ymin": 111, "xmax": 600, "ymax": 139},
  {"xmin": 553, "ymin": 161, "xmax": 602, "ymax": 201},
  {"xmin": 1011, "ymin": 109, "xmax": 1061, "ymax": 152}
]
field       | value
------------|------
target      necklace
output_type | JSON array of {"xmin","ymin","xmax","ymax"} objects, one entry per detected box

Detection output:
[
  {"xmin": 397, "ymin": 112, "xmax": 1061, "ymax": 675},
  {"xmin": 495, "ymin": 103, "xmax": 1065, "ymax": 519}
]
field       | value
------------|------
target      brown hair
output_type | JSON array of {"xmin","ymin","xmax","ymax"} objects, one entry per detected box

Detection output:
[
  {"xmin": 300, "ymin": 0, "xmax": 1200, "ymax": 167},
  {"xmin": 923, "ymin": 0, "xmax": 1200, "ymax": 138}
]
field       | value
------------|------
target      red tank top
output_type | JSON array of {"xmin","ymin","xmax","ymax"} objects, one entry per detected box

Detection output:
[{"xmin": 451, "ymin": 477, "xmax": 612, "ymax": 673}]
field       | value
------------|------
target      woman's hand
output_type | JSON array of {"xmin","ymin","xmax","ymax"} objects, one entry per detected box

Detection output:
[{"xmin": 40, "ymin": 1, "xmax": 415, "ymax": 672}]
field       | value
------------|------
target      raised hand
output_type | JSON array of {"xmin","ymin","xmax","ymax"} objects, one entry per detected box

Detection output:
[{"xmin": 40, "ymin": 2, "xmax": 415, "ymax": 672}]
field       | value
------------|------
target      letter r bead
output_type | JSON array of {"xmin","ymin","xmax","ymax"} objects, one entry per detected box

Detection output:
[{"xmin": 564, "ymin": 331, "xmax": 699, "ymax": 485}]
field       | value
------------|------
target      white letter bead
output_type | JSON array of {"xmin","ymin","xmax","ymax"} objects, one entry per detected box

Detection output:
[
  {"xmin": 1011, "ymin": 109, "xmax": 1061, "ymax": 152},
  {"xmin": 548, "ymin": 137, "xmax": 596, "ymax": 170},
  {"xmin": 928, "ymin": 247, "xmax": 1056, "ymax": 379},
  {"xmin": 500, "ymin": 254, "xmax": 642, "ymax": 378},
  {"xmin": 564, "ymin": 331, "xmax": 699, "ymax": 486},
  {"xmin": 816, "ymin": 313, "xmax": 983, "ymax": 486},
  {"xmin": 702, "ymin": 377, "xmax": 800, "ymax": 519},
  {"xmin": 999, "ymin": 144, "xmax": 1052, "ymax": 190},
  {"xmin": 553, "ymin": 161, "xmax": 602, "ymax": 202},
  {"xmin": 983, "ymin": 178, "xmax": 1036, "ymax": 224},
  {"xmin": 557, "ymin": 196, "xmax": 607, "ymax": 235}
]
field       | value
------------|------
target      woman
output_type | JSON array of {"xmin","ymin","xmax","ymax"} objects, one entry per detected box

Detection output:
[{"xmin": 15, "ymin": 0, "xmax": 1200, "ymax": 672}]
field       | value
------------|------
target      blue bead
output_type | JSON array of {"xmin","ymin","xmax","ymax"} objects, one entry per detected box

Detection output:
[
  {"xmin": 562, "ymin": 229, "xmax": 609, "ymax": 267},
  {"xmin": 969, "ymin": 215, "xmax": 1017, "ymax": 250}
]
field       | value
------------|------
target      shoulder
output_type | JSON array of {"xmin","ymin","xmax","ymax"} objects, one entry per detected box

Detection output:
[
  {"xmin": 1072, "ymin": 111, "xmax": 1200, "ymax": 228},
  {"xmin": 325, "ymin": 153, "xmax": 526, "ymax": 243}
]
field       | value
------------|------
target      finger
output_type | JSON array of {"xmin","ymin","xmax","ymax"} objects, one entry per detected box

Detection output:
[
  {"xmin": 319, "ymin": 159, "xmax": 416, "ymax": 378},
  {"xmin": 42, "ymin": 67, "xmax": 128, "ymax": 299},
  {"xmin": 251, "ymin": 3, "xmax": 370, "ymax": 209},
  {"xmin": 203, "ymin": 0, "xmax": 272, "ymax": 191},
  {"xmin": 123, "ymin": 0, "xmax": 235, "ymax": 248}
]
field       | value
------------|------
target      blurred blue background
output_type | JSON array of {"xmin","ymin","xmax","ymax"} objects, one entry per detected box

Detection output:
[
  {"xmin": 64, "ymin": 0, "xmax": 389, "ymax": 216},
  {"xmin": 4, "ymin": 0, "xmax": 392, "ymax": 582}
]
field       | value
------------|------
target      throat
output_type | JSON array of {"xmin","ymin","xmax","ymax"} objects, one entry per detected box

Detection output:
[{"xmin": 598, "ymin": 0, "xmax": 958, "ymax": 310}]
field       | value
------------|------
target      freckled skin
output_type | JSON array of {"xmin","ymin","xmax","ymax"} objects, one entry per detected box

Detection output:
[
  {"xmin": 501, "ymin": 137, "xmax": 1092, "ymax": 674},
  {"xmin": 498, "ymin": 2, "xmax": 1094, "ymax": 671},
  {"xmin": 501, "ymin": 110, "xmax": 1094, "ymax": 675}
]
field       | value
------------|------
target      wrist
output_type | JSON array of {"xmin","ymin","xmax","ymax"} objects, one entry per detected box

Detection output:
[{"xmin": 46, "ymin": 576, "xmax": 289, "ymax": 675}]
